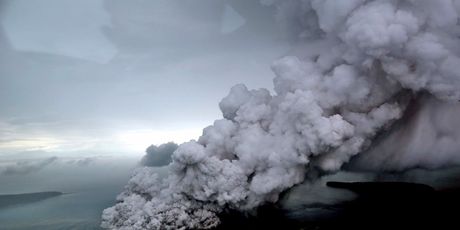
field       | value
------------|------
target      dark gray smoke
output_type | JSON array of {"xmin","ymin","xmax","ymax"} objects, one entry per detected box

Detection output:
[{"xmin": 140, "ymin": 142, "xmax": 178, "ymax": 167}]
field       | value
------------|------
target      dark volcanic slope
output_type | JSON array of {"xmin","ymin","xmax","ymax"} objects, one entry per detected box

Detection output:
[
  {"xmin": 216, "ymin": 181, "xmax": 460, "ymax": 230},
  {"xmin": 321, "ymin": 181, "xmax": 457, "ymax": 229},
  {"xmin": 0, "ymin": 191, "xmax": 63, "ymax": 209}
]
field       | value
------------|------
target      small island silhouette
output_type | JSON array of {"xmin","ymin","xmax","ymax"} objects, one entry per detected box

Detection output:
[{"xmin": 0, "ymin": 191, "xmax": 64, "ymax": 209}]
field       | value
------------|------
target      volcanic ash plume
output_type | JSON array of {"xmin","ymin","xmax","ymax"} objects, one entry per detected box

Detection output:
[
  {"xmin": 140, "ymin": 142, "xmax": 178, "ymax": 167},
  {"xmin": 102, "ymin": 0, "xmax": 460, "ymax": 229}
]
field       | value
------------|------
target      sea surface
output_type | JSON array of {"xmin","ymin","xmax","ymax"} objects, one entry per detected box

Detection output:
[
  {"xmin": 0, "ymin": 187, "xmax": 119, "ymax": 229},
  {"xmin": 0, "ymin": 156, "xmax": 138, "ymax": 230}
]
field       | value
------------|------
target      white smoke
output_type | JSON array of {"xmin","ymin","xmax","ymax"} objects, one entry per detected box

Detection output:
[{"xmin": 102, "ymin": 0, "xmax": 460, "ymax": 229}]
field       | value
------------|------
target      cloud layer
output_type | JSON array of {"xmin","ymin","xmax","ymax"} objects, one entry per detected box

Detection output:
[{"xmin": 1, "ymin": 157, "xmax": 58, "ymax": 176}]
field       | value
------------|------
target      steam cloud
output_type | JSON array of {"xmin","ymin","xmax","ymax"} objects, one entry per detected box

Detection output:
[{"xmin": 102, "ymin": 0, "xmax": 460, "ymax": 229}]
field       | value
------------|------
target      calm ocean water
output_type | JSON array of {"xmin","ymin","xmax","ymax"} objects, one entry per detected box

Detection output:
[
  {"xmin": 0, "ymin": 185, "xmax": 122, "ymax": 229},
  {"xmin": 0, "ymin": 156, "xmax": 139, "ymax": 230}
]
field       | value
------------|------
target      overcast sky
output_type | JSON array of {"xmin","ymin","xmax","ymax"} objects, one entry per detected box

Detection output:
[{"xmin": 0, "ymin": 0, "xmax": 290, "ymax": 157}]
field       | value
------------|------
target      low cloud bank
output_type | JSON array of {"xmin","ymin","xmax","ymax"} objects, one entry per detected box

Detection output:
[{"xmin": 1, "ymin": 157, "xmax": 58, "ymax": 176}]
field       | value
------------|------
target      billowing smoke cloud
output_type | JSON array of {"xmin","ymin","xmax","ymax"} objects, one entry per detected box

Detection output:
[
  {"xmin": 102, "ymin": 0, "xmax": 460, "ymax": 229},
  {"xmin": 1, "ymin": 157, "xmax": 58, "ymax": 176},
  {"xmin": 349, "ymin": 94, "xmax": 460, "ymax": 171},
  {"xmin": 140, "ymin": 142, "xmax": 178, "ymax": 167}
]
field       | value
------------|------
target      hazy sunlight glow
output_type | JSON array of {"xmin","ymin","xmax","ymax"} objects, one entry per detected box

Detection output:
[{"xmin": 117, "ymin": 129, "xmax": 201, "ymax": 152}]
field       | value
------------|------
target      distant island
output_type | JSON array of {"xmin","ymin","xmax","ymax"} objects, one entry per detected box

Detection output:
[{"xmin": 0, "ymin": 191, "xmax": 64, "ymax": 209}]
